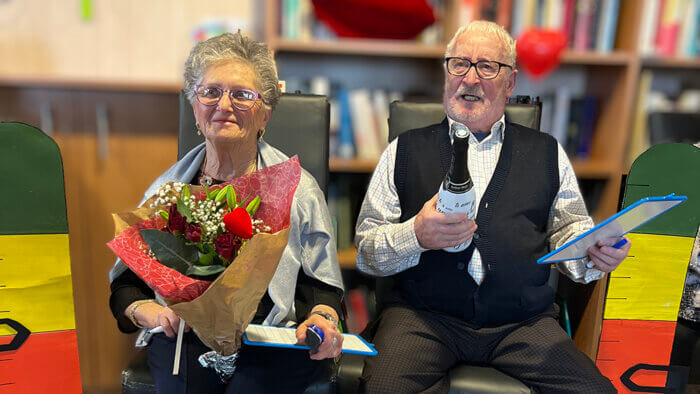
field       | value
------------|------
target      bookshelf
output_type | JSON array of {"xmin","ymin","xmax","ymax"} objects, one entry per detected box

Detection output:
[{"xmin": 265, "ymin": 0, "xmax": 648, "ymax": 221}]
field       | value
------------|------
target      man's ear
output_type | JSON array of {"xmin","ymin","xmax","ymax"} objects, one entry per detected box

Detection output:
[{"xmin": 506, "ymin": 69, "xmax": 517, "ymax": 97}]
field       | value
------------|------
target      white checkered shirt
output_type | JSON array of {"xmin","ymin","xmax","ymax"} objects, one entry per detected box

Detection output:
[{"xmin": 355, "ymin": 115, "xmax": 604, "ymax": 284}]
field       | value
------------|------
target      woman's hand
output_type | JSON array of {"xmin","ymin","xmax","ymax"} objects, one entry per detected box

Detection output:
[
  {"xmin": 295, "ymin": 307, "xmax": 343, "ymax": 360},
  {"xmin": 126, "ymin": 301, "xmax": 190, "ymax": 338}
]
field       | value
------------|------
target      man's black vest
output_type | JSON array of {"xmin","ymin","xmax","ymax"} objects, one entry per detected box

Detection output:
[{"xmin": 393, "ymin": 119, "xmax": 559, "ymax": 327}]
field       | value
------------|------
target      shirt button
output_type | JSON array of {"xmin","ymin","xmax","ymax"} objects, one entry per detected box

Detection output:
[
  {"xmin": 457, "ymin": 263, "xmax": 465, "ymax": 270},
  {"xmin": 485, "ymin": 202, "xmax": 489, "ymax": 209},
  {"xmin": 473, "ymin": 233, "xmax": 480, "ymax": 240},
  {"xmin": 488, "ymin": 263, "xmax": 495, "ymax": 271}
]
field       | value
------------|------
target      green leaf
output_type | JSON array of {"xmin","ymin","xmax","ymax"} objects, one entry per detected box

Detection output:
[
  {"xmin": 246, "ymin": 196, "xmax": 261, "ymax": 216},
  {"xmin": 226, "ymin": 187, "xmax": 237, "ymax": 210},
  {"xmin": 208, "ymin": 187, "xmax": 220, "ymax": 201},
  {"xmin": 198, "ymin": 249, "xmax": 217, "ymax": 265},
  {"xmin": 158, "ymin": 210, "xmax": 169, "ymax": 221},
  {"xmin": 186, "ymin": 264, "xmax": 226, "ymax": 277},
  {"xmin": 139, "ymin": 229, "xmax": 198, "ymax": 275},
  {"xmin": 177, "ymin": 197, "xmax": 193, "ymax": 223},
  {"xmin": 215, "ymin": 185, "xmax": 230, "ymax": 203},
  {"xmin": 182, "ymin": 184, "xmax": 191, "ymax": 200}
]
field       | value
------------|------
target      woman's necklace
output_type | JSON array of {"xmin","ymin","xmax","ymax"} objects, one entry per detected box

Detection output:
[
  {"xmin": 199, "ymin": 151, "xmax": 260, "ymax": 187},
  {"xmin": 199, "ymin": 156, "xmax": 216, "ymax": 187}
]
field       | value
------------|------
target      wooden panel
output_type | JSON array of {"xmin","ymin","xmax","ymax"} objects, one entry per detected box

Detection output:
[
  {"xmin": 53, "ymin": 133, "xmax": 177, "ymax": 392},
  {"xmin": 0, "ymin": 0, "xmax": 254, "ymax": 83},
  {"xmin": 574, "ymin": 276, "xmax": 608, "ymax": 360}
]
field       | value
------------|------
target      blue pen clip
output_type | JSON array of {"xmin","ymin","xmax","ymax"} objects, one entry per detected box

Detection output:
[
  {"xmin": 586, "ymin": 238, "xmax": 628, "ymax": 269},
  {"xmin": 305, "ymin": 324, "xmax": 324, "ymax": 353}
]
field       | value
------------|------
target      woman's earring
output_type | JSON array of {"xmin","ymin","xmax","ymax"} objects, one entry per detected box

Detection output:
[
  {"xmin": 196, "ymin": 124, "xmax": 201, "ymax": 136},
  {"xmin": 257, "ymin": 128, "xmax": 266, "ymax": 141}
]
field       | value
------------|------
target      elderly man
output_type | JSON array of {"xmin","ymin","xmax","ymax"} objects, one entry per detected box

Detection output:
[{"xmin": 355, "ymin": 21, "xmax": 629, "ymax": 393}]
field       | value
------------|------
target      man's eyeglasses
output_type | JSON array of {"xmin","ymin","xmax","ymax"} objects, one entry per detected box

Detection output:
[
  {"xmin": 195, "ymin": 85, "xmax": 264, "ymax": 110},
  {"xmin": 445, "ymin": 57, "xmax": 513, "ymax": 80}
]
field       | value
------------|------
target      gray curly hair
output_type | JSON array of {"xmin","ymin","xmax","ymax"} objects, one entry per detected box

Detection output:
[{"xmin": 183, "ymin": 32, "xmax": 281, "ymax": 110}]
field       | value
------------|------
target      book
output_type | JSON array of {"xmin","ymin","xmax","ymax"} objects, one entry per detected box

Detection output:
[
  {"xmin": 573, "ymin": 0, "xmax": 597, "ymax": 51},
  {"xmin": 639, "ymin": 0, "xmax": 662, "ymax": 55},
  {"xmin": 550, "ymin": 85, "xmax": 572, "ymax": 146},
  {"xmin": 563, "ymin": 0, "xmax": 578, "ymax": 47},
  {"xmin": 336, "ymin": 89, "xmax": 355, "ymax": 159},
  {"xmin": 349, "ymin": 89, "xmax": 382, "ymax": 160},
  {"xmin": 677, "ymin": 0, "xmax": 699, "ymax": 56},
  {"xmin": 595, "ymin": 0, "xmax": 620, "ymax": 52},
  {"xmin": 656, "ymin": 0, "xmax": 683, "ymax": 56}
]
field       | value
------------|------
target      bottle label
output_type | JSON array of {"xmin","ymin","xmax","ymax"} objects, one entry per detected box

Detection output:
[{"xmin": 436, "ymin": 187, "xmax": 476, "ymax": 253}]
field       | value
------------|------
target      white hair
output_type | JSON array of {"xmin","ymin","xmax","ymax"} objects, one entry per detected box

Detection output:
[
  {"xmin": 183, "ymin": 32, "xmax": 281, "ymax": 110},
  {"xmin": 445, "ymin": 20, "xmax": 516, "ymax": 66}
]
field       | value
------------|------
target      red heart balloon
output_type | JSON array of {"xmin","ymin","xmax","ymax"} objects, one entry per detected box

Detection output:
[
  {"xmin": 223, "ymin": 207, "xmax": 253, "ymax": 239},
  {"xmin": 516, "ymin": 29, "xmax": 567, "ymax": 79}
]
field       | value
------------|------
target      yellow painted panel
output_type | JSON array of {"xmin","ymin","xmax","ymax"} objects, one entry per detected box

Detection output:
[
  {"xmin": 0, "ymin": 234, "xmax": 76, "ymax": 334},
  {"xmin": 604, "ymin": 233, "xmax": 694, "ymax": 321}
]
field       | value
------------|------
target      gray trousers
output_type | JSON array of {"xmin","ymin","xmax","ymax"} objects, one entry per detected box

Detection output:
[{"xmin": 360, "ymin": 304, "xmax": 616, "ymax": 393}]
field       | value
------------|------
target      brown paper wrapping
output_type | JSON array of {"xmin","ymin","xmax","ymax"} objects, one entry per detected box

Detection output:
[{"xmin": 170, "ymin": 228, "xmax": 290, "ymax": 356}]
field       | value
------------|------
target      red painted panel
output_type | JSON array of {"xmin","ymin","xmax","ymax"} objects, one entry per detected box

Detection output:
[
  {"xmin": 597, "ymin": 319, "xmax": 676, "ymax": 393},
  {"xmin": 0, "ymin": 330, "xmax": 82, "ymax": 393}
]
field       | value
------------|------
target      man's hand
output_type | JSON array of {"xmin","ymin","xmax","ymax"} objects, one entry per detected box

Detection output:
[
  {"xmin": 586, "ymin": 236, "xmax": 631, "ymax": 273},
  {"xmin": 414, "ymin": 194, "xmax": 477, "ymax": 250}
]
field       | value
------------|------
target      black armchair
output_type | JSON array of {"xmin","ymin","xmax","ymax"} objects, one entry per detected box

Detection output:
[{"xmin": 121, "ymin": 92, "xmax": 334, "ymax": 394}]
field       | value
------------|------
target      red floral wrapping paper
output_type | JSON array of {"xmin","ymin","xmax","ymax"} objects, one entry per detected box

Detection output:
[{"xmin": 107, "ymin": 156, "xmax": 302, "ymax": 303}]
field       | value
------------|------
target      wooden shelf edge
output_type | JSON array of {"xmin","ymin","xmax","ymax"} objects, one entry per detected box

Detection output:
[
  {"xmin": 272, "ymin": 37, "xmax": 445, "ymax": 58},
  {"xmin": 329, "ymin": 157, "xmax": 379, "ymax": 173},
  {"xmin": 561, "ymin": 50, "xmax": 632, "ymax": 66},
  {"xmin": 273, "ymin": 38, "xmax": 634, "ymax": 66},
  {"xmin": 0, "ymin": 75, "xmax": 183, "ymax": 93},
  {"xmin": 641, "ymin": 56, "xmax": 700, "ymax": 69},
  {"xmin": 337, "ymin": 246, "xmax": 358, "ymax": 270}
]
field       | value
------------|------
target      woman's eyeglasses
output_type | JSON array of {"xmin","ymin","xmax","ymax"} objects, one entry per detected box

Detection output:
[{"xmin": 195, "ymin": 85, "xmax": 263, "ymax": 110}]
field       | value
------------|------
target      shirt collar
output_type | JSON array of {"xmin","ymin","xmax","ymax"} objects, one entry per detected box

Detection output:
[{"xmin": 447, "ymin": 115, "xmax": 506, "ymax": 144}]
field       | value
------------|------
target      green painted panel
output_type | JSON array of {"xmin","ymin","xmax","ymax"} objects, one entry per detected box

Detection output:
[
  {"xmin": 622, "ymin": 143, "xmax": 700, "ymax": 237},
  {"xmin": 0, "ymin": 122, "xmax": 68, "ymax": 234}
]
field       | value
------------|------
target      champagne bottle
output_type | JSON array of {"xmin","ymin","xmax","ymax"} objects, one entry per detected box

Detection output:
[{"xmin": 436, "ymin": 126, "xmax": 476, "ymax": 252}]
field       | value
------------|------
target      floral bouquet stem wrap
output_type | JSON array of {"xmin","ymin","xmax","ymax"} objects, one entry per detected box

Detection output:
[{"xmin": 107, "ymin": 157, "xmax": 302, "ymax": 356}]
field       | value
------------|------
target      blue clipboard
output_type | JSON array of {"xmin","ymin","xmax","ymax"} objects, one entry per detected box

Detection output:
[
  {"xmin": 242, "ymin": 324, "xmax": 378, "ymax": 356},
  {"xmin": 537, "ymin": 194, "xmax": 687, "ymax": 264}
]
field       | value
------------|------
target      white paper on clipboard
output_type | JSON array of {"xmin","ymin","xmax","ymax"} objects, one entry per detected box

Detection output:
[
  {"xmin": 242, "ymin": 324, "xmax": 378, "ymax": 356},
  {"xmin": 537, "ymin": 194, "xmax": 687, "ymax": 264}
]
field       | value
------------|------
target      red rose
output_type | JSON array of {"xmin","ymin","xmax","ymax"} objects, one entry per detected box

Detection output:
[
  {"xmin": 214, "ymin": 232, "xmax": 242, "ymax": 261},
  {"xmin": 167, "ymin": 204, "xmax": 186, "ymax": 234},
  {"xmin": 184, "ymin": 222, "xmax": 202, "ymax": 243}
]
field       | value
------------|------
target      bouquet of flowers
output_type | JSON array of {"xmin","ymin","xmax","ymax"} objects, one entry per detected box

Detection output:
[{"xmin": 107, "ymin": 157, "xmax": 302, "ymax": 360}]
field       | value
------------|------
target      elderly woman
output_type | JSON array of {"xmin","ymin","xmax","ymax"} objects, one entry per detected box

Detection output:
[{"xmin": 108, "ymin": 32, "xmax": 344, "ymax": 393}]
